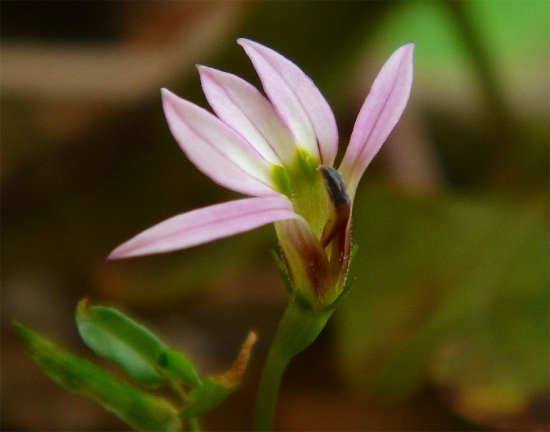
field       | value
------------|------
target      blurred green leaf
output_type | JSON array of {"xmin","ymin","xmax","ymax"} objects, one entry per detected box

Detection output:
[
  {"xmin": 76, "ymin": 299, "xmax": 166, "ymax": 388},
  {"xmin": 376, "ymin": 1, "xmax": 548, "ymax": 76},
  {"xmin": 335, "ymin": 187, "xmax": 548, "ymax": 426},
  {"xmin": 13, "ymin": 322, "xmax": 181, "ymax": 432},
  {"xmin": 157, "ymin": 348, "xmax": 202, "ymax": 389}
]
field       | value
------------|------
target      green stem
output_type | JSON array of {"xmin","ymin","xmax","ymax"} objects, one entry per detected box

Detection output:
[
  {"xmin": 254, "ymin": 301, "xmax": 332, "ymax": 431},
  {"xmin": 254, "ymin": 344, "xmax": 289, "ymax": 432}
]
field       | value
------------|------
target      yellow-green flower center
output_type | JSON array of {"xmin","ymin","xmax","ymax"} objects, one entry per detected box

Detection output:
[{"xmin": 271, "ymin": 149, "xmax": 330, "ymax": 239}]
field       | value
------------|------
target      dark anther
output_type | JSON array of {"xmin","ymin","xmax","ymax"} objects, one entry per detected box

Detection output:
[
  {"xmin": 319, "ymin": 166, "xmax": 350, "ymax": 248},
  {"xmin": 319, "ymin": 165, "xmax": 350, "ymax": 209}
]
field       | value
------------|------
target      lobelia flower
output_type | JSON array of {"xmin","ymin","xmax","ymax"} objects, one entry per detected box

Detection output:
[{"xmin": 109, "ymin": 39, "xmax": 414, "ymax": 311}]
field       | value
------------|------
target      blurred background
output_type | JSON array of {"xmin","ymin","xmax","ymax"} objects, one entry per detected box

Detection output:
[{"xmin": 2, "ymin": 1, "xmax": 548, "ymax": 430}]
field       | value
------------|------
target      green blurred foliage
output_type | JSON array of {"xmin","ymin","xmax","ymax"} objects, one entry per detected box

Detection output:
[{"xmin": 335, "ymin": 186, "xmax": 548, "ymax": 427}]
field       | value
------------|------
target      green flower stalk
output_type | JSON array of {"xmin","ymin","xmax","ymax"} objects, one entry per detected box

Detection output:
[{"xmin": 108, "ymin": 39, "xmax": 414, "ymax": 430}]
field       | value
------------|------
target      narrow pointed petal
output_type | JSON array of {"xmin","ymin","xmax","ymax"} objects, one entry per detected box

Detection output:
[
  {"xmin": 339, "ymin": 43, "xmax": 414, "ymax": 201},
  {"xmin": 162, "ymin": 88, "xmax": 276, "ymax": 197},
  {"xmin": 198, "ymin": 66, "xmax": 296, "ymax": 167},
  {"xmin": 238, "ymin": 39, "xmax": 338, "ymax": 165},
  {"xmin": 108, "ymin": 196, "xmax": 298, "ymax": 259}
]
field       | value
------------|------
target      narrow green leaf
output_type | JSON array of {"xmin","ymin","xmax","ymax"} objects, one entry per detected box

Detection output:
[
  {"xmin": 13, "ymin": 322, "xmax": 181, "ymax": 432},
  {"xmin": 75, "ymin": 299, "xmax": 165, "ymax": 387},
  {"xmin": 157, "ymin": 348, "xmax": 202, "ymax": 388}
]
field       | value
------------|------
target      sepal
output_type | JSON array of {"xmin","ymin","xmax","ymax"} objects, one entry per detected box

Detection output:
[
  {"xmin": 322, "ymin": 244, "xmax": 359, "ymax": 311},
  {"xmin": 275, "ymin": 218, "xmax": 331, "ymax": 309},
  {"xmin": 268, "ymin": 247, "xmax": 293, "ymax": 296}
]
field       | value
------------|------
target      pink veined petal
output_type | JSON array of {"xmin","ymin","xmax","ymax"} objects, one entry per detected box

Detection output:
[
  {"xmin": 199, "ymin": 66, "xmax": 297, "ymax": 167},
  {"xmin": 339, "ymin": 43, "xmax": 414, "ymax": 201},
  {"xmin": 162, "ymin": 88, "xmax": 277, "ymax": 197},
  {"xmin": 108, "ymin": 196, "xmax": 299, "ymax": 259},
  {"xmin": 238, "ymin": 38, "xmax": 339, "ymax": 165}
]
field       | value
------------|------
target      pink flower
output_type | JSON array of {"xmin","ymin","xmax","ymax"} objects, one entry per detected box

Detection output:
[{"xmin": 109, "ymin": 39, "xmax": 414, "ymax": 309}]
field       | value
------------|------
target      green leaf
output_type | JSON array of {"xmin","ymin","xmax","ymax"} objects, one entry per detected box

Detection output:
[
  {"xmin": 157, "ymin": 348, "xmax": 202, "ymax": 388},
  {"xmin": 13, "ymin": 322, "xmax": 181, "ymax": 432},
  {"xmin": 75, "ymin": 299, "xmax": 166, "ymax": 387}
]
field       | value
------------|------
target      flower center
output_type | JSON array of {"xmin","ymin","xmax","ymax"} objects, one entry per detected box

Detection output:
[{"xmin": 272, "ymin": 148, "xmax": 337, "ymax": 240}]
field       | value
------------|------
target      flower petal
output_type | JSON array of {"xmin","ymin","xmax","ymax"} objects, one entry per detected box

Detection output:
[
  {"xmin": 108, "ymin": 196, "xmax": 298, "ymax": 259},
  {"xmin": 198, "ymin": 66, "xmax": 296, "ymax": 167},
  {"xmin": 339, "ymin": 43, "xmax": 414, "ymax": 201},
  {"xmin": 162, "ymin": 88, "xmax": 276, "ymax": 197},
  {"xmin": 238, "ymin": 39, "xmax": 338, "ymax": 165}
]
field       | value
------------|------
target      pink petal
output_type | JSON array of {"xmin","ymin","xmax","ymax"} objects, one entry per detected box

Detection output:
[
  {"xmin": 108, "ymin": 196, "xmax": 298, "ymax": 259},
  {"xmin": 162, "ymin": 88, "xmax": 276, "ymax": 197},
  {"xmin": 238, "ymin": 39, "xmax": 338, "ymax": 165},
  {"xmin": 199, "ymin": 66, "xmax": 296, "ymax": 167},
  {"xmin": 339, "ymin": 43, "xmax": 414, "ymax": 201}
]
